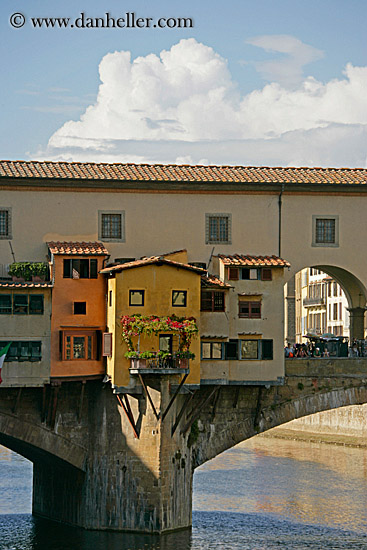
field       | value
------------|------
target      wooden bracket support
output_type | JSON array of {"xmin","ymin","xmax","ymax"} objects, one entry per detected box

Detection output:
[
  {"xmin": 171, "ymin": 391, "xmax": 195, "ymax": 437},
  {"xmin": 117, "ymin": 394, "xmax": 139, "ymax": 438},
  {"xmin": 78, "ymin": 381, "xmax": 86, "ymax": 423},
  {"xmin": 161, "ymin": 373, "xmax": 188, "ymax": 422},
  {"xmin": 181, "ymin": 386, "xmax": 219, "ymax": 436},
  {"xmin": 12, "ymin": 387, "xmax": 22, "ymax": 414},
  {"xmin": 232, "ymin": 386, "xmax": 240, "ymax": 409},
  {"xmin": 253, "ymin": 386, "xmax": 263, "ymax": 430},
  {"xmin": 138, "ymin": 373, "xmax": 160, "ymax": 421}
]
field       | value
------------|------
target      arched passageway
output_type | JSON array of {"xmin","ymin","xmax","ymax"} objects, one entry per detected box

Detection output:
[{"xmin": 284, "ymin": 265, "xmax": 367, "ymax": 346}]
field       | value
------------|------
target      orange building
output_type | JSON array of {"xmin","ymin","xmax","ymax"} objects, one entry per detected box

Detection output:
[{"xmin": 48, "ymin": 241, "xmax": 109, "ymax": 381}]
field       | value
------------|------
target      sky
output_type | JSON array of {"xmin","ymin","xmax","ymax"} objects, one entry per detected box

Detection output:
[{"xmin": 1, "ymin": 0, "xmax": 367, "ymax": 167}]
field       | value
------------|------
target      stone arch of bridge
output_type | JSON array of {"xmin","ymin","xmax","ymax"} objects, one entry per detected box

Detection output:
[
  {"xmin": 191, "ymin": 382, "xmax": 367, "ymax": 470},
  {"xmin": 284, "ymin": 264, "xmax": 367, "ymax": 342},
  {"xmin": 0, "ymin": 410, "xmax": 87, "ymax": 472}
]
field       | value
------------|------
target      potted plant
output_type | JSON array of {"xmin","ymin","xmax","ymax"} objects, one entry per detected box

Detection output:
[
  {"xmin": 8, "ymin": 262, "xmax": 31, "ymax": 282},
  {"xmin": 30, "ymin": 262, "xmax": 48, "ymax": 282}
]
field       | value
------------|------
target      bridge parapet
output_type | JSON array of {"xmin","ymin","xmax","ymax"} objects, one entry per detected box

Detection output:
[{"xmin": 285, "ymin": 357, "xmax": 367, "ymax": 378}]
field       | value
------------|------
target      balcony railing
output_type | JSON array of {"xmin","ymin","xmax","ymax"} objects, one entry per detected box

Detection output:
[
  {"xmin": 303, "ymin": 297, "xmax": 326, "ymax": 307},
  {"xmin": 130, "ymin": 357, "xmax": 190, "ymax": 370}
]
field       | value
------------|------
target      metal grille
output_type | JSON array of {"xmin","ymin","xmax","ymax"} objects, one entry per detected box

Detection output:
[
  {"xmin": 208, "ymin": 216, "xmax": 229, "ymax": 242},
  {"xmin": 101, "ymin": 213, "xmax": 122, "ymax": 239},
  {"xmin": 316, "ymin": 218, "xmax": 335, "ymax": 243},
  {"xmin": 0, "ymin": 210, "xmax": 8, "ymax": 237}
]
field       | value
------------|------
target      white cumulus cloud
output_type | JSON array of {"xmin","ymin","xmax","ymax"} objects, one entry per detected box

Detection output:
[{"xmin": 38, "ymin": 37, "xmax": 367, "ymax": 168}]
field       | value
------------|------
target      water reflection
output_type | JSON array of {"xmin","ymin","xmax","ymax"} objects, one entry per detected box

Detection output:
[
  {"xmin": 3, "ymin": 437, "xmax": 367, "ymax": 549},
  {"xmin": 194, "ymin": 436, "xmax": 367, "ymax": 534}
]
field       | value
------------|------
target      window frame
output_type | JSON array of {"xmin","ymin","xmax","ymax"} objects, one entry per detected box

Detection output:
[
  {"xmin": 62, "ymin": 330, "xmax": 96, "ymax": 361},
  {"xmin": 201, "ymin": 341, "xmax": 224, "ymax": 360},
  {"xmin": 201, "ymin": 290, "xmax": 225, "ymax": 312},
  {"xmin": 0, "ymin": 341, "xmax": 42, "ymax": 362},
  {"xmin": 172, "ymin": 290, "xmax": 187, "ymax": 307},
  {"xmin": 29, "ymin": 295, "xmax": 44, "ymax": 315},
  {"xmin": 98, "ymin": 210, "xmax": 125, "ymax": 242},
  {"xmin": 205, "ymin": 213, "xmax": 232, "ymax": 244},
  {"xmin": 312, "ymin": 215, "xmax": 339, "ymax": 247},
  {"xmin": 0, "ymin": 208, "xmax": 12, "ymax": 240},
  {"xmin": 0, "ymin": 294, "xmax": 12, "ymax": 314},
  {"xmin": 129, "ymin": 289, "xmax": 145, "ymax": 307},
  {"xmin": 238, "ymin": 300, "xmax": 262, "ymax": 319},
  {"xmin": 240, "ymin": 339, "xmax": 259, "ymax": 360}
]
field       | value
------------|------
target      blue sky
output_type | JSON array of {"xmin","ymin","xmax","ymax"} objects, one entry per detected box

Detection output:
[{"xmin": 2, "ymin": 0, "xmax": 366, "ymax": 166}]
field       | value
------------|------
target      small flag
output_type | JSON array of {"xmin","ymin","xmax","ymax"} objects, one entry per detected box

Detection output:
[
  {"xmin": 0, "ymin": 342, "xmax": 12, "ymax": 385},
  {"xmin": 72, "ymin": 268, "xmax": 80, "ymax": 279}
]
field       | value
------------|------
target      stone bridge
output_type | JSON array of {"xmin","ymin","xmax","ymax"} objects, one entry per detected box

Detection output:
[{"xmin": 1, "ymin": 358, "xmax": 367, "ymax": 533}]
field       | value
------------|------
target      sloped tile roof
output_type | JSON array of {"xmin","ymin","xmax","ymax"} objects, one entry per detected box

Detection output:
[
  {"xmin": 0, "ymin": 281, "xmax": 53, "ymax": 288},
  {"xmin": 47, "ymin": 241, "xmax": 109, "ymax": 256},
  {"xmin": 100, "ymin": 256, "xmax": 206, "ymax": 274},
  {"xmin": 201, "ymin": 274, "xmax": 232, "ymax": 288},
  {"xmin": 218, "ymin": 254, "xmax": 290, "ymax": 267},
  {"xmin": 1, "ymin": 160, "xmax": 366, "ymax": 185}
]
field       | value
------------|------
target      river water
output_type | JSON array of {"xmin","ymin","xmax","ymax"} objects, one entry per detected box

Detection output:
[{"xmin": 1, "ymin": 436, "xmax": 367, "ymax": 549}]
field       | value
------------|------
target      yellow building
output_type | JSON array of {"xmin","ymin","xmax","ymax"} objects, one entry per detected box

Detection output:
[{"xmin": 101, "ymin": 250, "xmax": 203, "ymax": 391}]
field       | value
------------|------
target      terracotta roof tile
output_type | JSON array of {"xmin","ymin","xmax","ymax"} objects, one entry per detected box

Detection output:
[
  {"xmin": 1, "ymin": 160, "xmax": 366, "ymax": 186},
  {"xmin": 201, "ymin": 274, "xmax": 232, "ymax": 288},
  {"xmin": 218, "ymin": 254, "xmax": 290, "ymax": 267},
  {"xmin": 47, "ymin": 241, "xmax": 109, "ymax": 256},
  {"xmin": 100, "ymin": 256, "xmax": 206, "ymax": 275},
  {"xmin": 0, "ymin": 281, "xmax": 53, "ymax": 288}
]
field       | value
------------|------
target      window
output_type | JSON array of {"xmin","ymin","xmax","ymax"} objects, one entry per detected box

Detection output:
[
  {"xmin": 201, "ymin": 290, "xmax": 225, "ymax": 312},
  {"xmin": 63, "ymin": 259, "xmax": 98, "ymax": 279},
  {"xmin": 62, "ymin": 331, "xmax": 96, "ymax": 360},
  {"xmin": 0, "ymin": 208, "xmax": 11, "ymax": 239},
  {"xmin": 109, "ymin": 290, "xmax": 112, "ymax": 307},
  {"xmin": 261, "ymin": 339, "xmax": 273, "ymax": 360},
  {"xmin": 13, "ymin": 294, "xmax": 28, "ymax": 314},
  {"xmin": 0, "ymin": 341, "xmax": 41, "ymax": 362},
  {"xmin": 225, "ymin": 340, "xmax": 238, "ymax": 360},
  {"xmin": 312, "ymin": 216, "xmax": 339, "ymax": 247},
  {"xmin": 74, "ymin": 301, "xmax": 86, "ymax": 315},
  {"xmin": 239, "ymin": 300, "xmax": 261, "ymax": 318},
  {"xmin": 333, "ymin": 303, "xmax": 338, "ymax": 320},
  {"xmin": 29, "ymin": 295, "xmax": 44, "ymax": 314},
  {"xmin": 241, "ymin": 268, "xmax": 258, "ymax": 280},
  {"xmin": 205, "ymin": 214, "xmax": 231, "ymax": 244},
  {"xmin": 240, "ymin": 340, "xmax": 259, "ymax": 359},
  {"xmin": 228, "ymin": 267, "xmax": 239, "ymax": 280},
  {"xmin": 0, "ymin": 295, "xmax": 12, "ymax": 314},
  {"xmin": 129, "ymin": 290, "xmax": 145, "ymax": 306},
  {"xmin": 1, "ymin": 294, "xmax": 44, "ymax": 315},
  {"xmin": 201, "ymin": 341, "xmax": 223, "ymax": 359},
  {"xmin": 99, "ymin": 211, "xmax": 125, "ymax": 242},
  {"xmin": 102, "ymin": 333, "xmax": 113, "ymax": 357},
  {"xmin": 261, "ymin": 268, "xmax": 272, "ymax": 281},
  {"xmin": 172, "ymin": 291, "xmax": 187, "ymax": 307}
]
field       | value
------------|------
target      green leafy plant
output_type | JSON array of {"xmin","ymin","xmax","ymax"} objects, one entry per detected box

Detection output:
[
  {"xmin": 30, "ymin": 262, "xmax": 48, "ymax": 278},
  {"xmin": 9, "ymin": 262, "xmax": 48, "ymax": 281}
]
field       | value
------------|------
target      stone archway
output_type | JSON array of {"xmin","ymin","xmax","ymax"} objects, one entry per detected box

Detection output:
[{"xmin": 285, "ymin": 265, "xmax": 367, "ymax": 344}]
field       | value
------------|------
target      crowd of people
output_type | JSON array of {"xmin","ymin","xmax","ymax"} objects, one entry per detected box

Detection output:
[{"xmin": 285, "ymin": 339, "xmax": 365, "ymax": 358}]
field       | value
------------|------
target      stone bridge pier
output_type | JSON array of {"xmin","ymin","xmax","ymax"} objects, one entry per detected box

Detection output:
[{"xmin": 1, "ymin": 359, "xmax": 367, "ymax": 533}]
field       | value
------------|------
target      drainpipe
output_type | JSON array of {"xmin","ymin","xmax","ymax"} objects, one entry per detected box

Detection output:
[{"xmin": 278, "ymin": 184, "xmax": 284, "ymax": 257}]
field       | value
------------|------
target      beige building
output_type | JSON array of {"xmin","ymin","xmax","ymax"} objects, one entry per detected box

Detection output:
[
  {"xmin": 0, "ymin": 282, "xmax": 52, "ymax": 387},
  {"xmin": 1, "ymin": 161, "xmax": 367, "ymax": 387}
]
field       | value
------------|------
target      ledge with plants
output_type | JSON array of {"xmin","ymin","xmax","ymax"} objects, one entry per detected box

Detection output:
[
  {"xmin": 121, "ymin": 314, "xmax": 198, "ymax": 369},
  {"xmin": 8, "ymin": 262, "xmax": 49, "ymax": 282}
]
